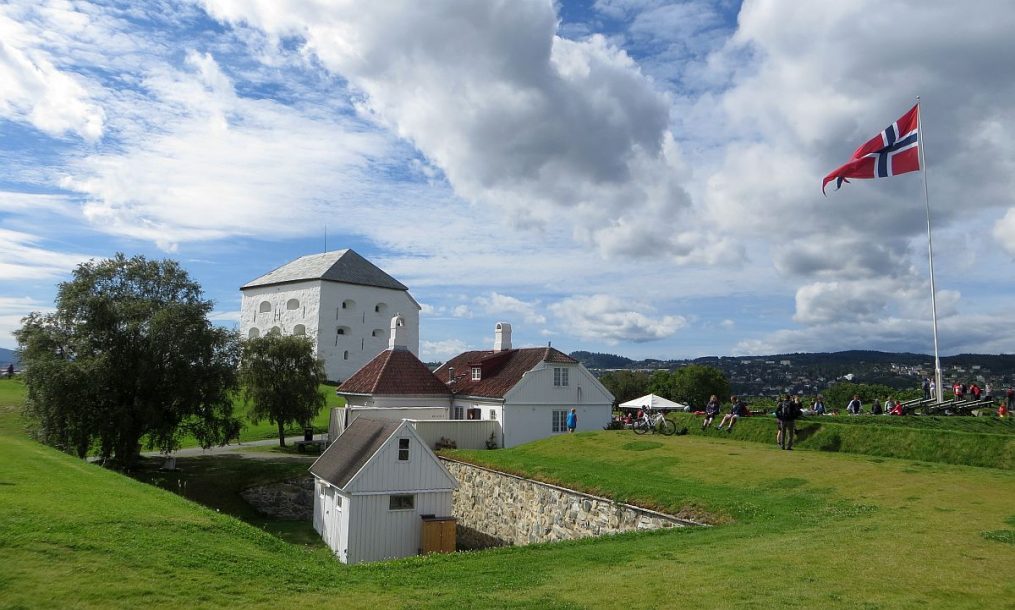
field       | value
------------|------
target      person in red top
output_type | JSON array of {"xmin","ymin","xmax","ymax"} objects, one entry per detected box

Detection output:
[
  {"xmin": 890, "ymin": 401, "xmax": 904, "ymax": 416},
  {"xmin": 970, "ymin": 383, "xmax": 982, "ymax": 400},
  {"xmin": 998, "ymin": 403, "xmax": 1008, "ymax": 418},
  {"xmin": 953, "ymin": 382, "xmax": 962, "ymax": 401}
]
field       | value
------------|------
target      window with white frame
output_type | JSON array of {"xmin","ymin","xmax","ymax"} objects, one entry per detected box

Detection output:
[
  {"xmin": 471, "ymin": 366, "xmax": 481, "ymax": 381},
  {"xmin": 389, "ymin": 494, "xmax": 415, "ymax": 510},
  {"xmin": 397, "ymin": 438, "xmax": 410, "ymax": 461},
  {"xmin": 453, "ymin": 406, "xmax": 464, "ymax": 420},
  {"xmin": 488, "ymin": 409, "xmax": 496, "ymax": 420},
  {"xmin": 554, "ymin": 367, "xmax": 569, "ymax": 387},
  {"xmin": 552, "ymin": 410, "xmax": 567, "ymax": 433}
]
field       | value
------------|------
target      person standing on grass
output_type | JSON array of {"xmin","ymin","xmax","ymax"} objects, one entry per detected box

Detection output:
[
  {"xmin": 922, "ymin": 377, "xmax": 930, "ymax": 400},
  {"xmin": 703, "ymin": 394, "xmax": 721, "ymax": 430},
  {"xmin": 776, "ymin": 395, "xmax": 802, "ymax": 450},
  {"xmin": 1007, "ymin": 386, "xmax": 1014, "ymax": 410},
  {"xmin": 775, "ymin": 395, "xmax": 789, "ymax": 448},
  {"xmin": 566, "ymin": 408, "xmax": 577, "ymax": 433}
]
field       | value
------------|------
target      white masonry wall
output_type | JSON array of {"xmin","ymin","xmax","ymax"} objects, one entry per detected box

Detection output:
[{"xmin": 241, "ymin": 280, "xmax": 420, "ymax": 383}]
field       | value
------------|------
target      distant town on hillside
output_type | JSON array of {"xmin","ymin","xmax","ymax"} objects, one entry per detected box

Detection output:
[{"xmin": 568, "ymin": 350, "xmax": 1015, "ymax": 397}]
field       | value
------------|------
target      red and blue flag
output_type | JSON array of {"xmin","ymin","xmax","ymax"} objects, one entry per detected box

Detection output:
[{"xmin": 822, "ymin": 104, "xmax": 920, "ymax": 194}]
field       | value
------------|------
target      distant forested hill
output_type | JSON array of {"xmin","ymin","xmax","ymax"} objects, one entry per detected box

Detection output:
[
  {"xmin": 569, "ymin": 351, "xmax": 633, "ymax": 369},
  {"xmin": 0, "ymin": 348, "xmax": 18, "ymax": 368}
]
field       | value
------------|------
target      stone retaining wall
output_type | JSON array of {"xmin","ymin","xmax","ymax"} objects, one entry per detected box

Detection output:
[
  {"xmin": 442, "ymin": 458, "xmax": 698, "ymax": 546},
  {"xmin": 241, "ymin": 477, "xmax": 314, "ymax": 520}
]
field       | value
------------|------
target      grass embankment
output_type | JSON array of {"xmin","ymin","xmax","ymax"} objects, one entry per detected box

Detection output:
[
  {"xmin": 667, "ymin": 412, "xmax": 1015, "ymax": 469},
  {"xmin": 4, "ymin": 378, "xmax": 1015, "ymax": 607},
  {"xmin": 131, "ymin": 455, "xmax": 320, "ymax": 545},
  {"xmin": 3, "ymin": 377, "xmax": 1015, "ymax": 610}
]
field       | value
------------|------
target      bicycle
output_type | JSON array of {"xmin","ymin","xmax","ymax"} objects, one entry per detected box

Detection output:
[{"xmin": 632, "ymin": 409, "xmax": 676, "ymax": 436}]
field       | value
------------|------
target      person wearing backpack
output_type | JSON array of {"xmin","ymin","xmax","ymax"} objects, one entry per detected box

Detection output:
[{"xmin": 778, "ymin": 395, "xmax": 803, "ymax": 450}]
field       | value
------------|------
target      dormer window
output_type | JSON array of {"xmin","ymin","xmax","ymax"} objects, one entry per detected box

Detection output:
[
  {"xmin": 554, "ymin": 367, "xmax": 569, "ymax": 387},
  {"xmin": 471, "ymin": 367, "xmax": 481, "ymax": 381}
]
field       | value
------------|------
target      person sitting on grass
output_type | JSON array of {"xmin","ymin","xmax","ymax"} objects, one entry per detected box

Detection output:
[
  {"xmin": 702, "ymin": 394, "xmax": 721, "ymax": 430},
  {"xmin": 717, "ymin": 395, "xmax": 746, "ymax": 432},
  {"xmin": 890, "ymin": 401, "xmax": 904, "ymax": 416},
  {"xmin": 811, "ymin": 395, "xmax": 826, "ymax": 415},
  {"xmin": 846, "ymin": 395, "xmax": 863, "ymax": 415}
]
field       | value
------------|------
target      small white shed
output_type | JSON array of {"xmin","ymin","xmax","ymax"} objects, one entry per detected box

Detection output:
[{"xmin": 310, "ymin": 418, "xmax": 457, "ymax": 564}]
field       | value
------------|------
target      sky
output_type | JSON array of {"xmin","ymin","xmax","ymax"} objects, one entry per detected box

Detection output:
[{"xmin": 2, "ymin": 0, "xmax": 1015, "ymax": 361}]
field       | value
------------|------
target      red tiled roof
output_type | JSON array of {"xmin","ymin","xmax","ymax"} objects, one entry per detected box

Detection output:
[
  {"xmin": 338, "ymin": 348, "xmax": 451, "ymax": 396},
  {"xmin": 434, "ymin": 347, "xmax": 577, "ymax": 399}
]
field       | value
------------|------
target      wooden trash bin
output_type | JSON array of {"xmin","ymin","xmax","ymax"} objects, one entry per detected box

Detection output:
[{"xmin": 420, "ymin": 516, "xmax": 457, "ymax": 555}]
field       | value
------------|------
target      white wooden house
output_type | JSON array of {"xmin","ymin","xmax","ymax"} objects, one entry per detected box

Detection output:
[
  {"xmin": 239, "ymin": 249, "xmax": 420, "ymax": 383},
  {"xmin": 434, "ymin": 323, "xmax": 614, "ymax": 447},
  {"xmin": 332, "ymin": 322, "xmax": 614, "ymax": 449},
  {"xmin": 310, "ymin": 418, "xmax": 456, "ymax": 564}
]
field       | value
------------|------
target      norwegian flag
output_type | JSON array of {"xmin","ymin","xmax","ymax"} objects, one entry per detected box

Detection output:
[{"xmin": 822, "ymin": 104, "xmax": 921, "ymax": 194}]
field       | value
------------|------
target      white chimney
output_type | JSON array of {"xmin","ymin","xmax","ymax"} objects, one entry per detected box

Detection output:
[
  {"xmin": 389, "ymin": 314, "xmax": 407, "ymax": 350},
  {"xmin": 494, "ymin": 322, "xmax": 512, "ymax": 352}
]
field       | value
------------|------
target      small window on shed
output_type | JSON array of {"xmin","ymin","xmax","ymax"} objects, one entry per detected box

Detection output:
[
  {"xmin": 248, "ymin": 328, "xmax": 260, "ymax": 339},
  {"xmin": 336, "ymin": 326, "xmax": 349, "ymax": 335},
  {"xmin": 397, "ymin": 438, "xmax": 410, "ymax": 461},
  {"xmin": 342, "ymin": 299, "xmax": 355, "ymax": 310},
  {"xmin": 375, "ymin": 302, "xmax": 387, "ymax": 314},
  {"xmin": 389, "ymin": 494, "xmax": 414, "ymax": 510},
  {"xmin": 293, "ymin": 324, "xmax": 306, "ymax": 336},
  {"xmin": 286, "ymin": 298, "xmax": 299, "ymax": 310},
  {"xmin": 258, "ymin": 301, "xmax": 271, "ymax": 313}
]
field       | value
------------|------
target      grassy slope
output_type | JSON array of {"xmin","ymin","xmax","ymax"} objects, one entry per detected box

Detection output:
[
  {"xmin": 667, "ymin": 412, "xmax": 1015, "ymax": 469},
  {"xmin": 3, "ymin": 378, "xmax": 1015, "ymax": 608}
]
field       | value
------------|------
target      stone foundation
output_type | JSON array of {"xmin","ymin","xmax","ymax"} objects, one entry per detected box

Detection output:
[
  {"xmin": 241, "ymin": 477, "xmax": 314, "ymax": 520},
  {"xmin": 442, "ymin": 458, "xmax": 698, "ymax": 547}
]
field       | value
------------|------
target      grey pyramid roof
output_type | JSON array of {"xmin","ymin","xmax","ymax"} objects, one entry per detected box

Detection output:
[{"xmin": 241, "ymin": 249, "xmax": 408, "ymax": 291}]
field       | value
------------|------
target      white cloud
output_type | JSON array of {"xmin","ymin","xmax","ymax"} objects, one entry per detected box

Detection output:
[
  {"xmin": 199, "ymin": 0, "xmax": 726, "ymax": 261},
  {"xmin": 0, "ymin": 227, "xmax": 94, "ymax": 281},
  {"xmin": 549, "ymin": 294, "xmax": 685, "ymax": 344},
  {"xmin": 0, "ymin": 296, "xmax": 53, "ymax": 346},
  {"xmin": 60, "ymin": 52, "xmax": 391, "ymax": 251},
  {"xmin": 474, "ymin": 292, "xmax": 545, "ymax": 325},
  {"xmin": 0, "ymin": 6, "xmax": 105, "ymax": 140},
  {"xmin": 420, "ymin": 338, "xmax": 471, "ymax": 361},
  {"xmin": 993, "ymin": 209, "xmax": 1015, "ymax": 256}
]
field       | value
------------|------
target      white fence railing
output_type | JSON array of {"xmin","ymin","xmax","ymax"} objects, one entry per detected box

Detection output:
[{"xmin": 408, "ymin": 419, "xmax": 501, "ymax": 450}]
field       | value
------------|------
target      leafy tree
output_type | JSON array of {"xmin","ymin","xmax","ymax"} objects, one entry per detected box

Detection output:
[
  {"xmin": 647, "ymin": 369, "xmax": 673, "ymax": 399},
  {"xmin": 15, "ymin": 254, "xmax": 241, "ymax": 469},
  {"xmin": 655, "ymin": 365, "xmax": 731, "ymax": 409},
  {"xmin": 239, "ymin": 334, "xmax": 327, "ymax": 447},
  {"xmin": 598, "ymin": 370, "xmax": 651, "ymax": 406}
]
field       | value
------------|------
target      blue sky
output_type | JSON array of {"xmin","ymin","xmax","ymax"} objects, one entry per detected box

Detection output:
[{"xmin": 2, "ymin": 0, "xmax": 1015, "ymax": 360}]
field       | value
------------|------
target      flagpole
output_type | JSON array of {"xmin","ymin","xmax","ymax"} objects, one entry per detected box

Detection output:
[{"xmin": 917, "ymin": 97, "xmax": 944, "ymax": 403}]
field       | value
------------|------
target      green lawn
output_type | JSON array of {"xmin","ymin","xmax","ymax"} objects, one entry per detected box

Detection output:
[
  {"xmin": 0, "ymin": 378, "xmax": 343, "ymax": 448},
  {"xmin": 2, "ymin": 388, "xmax": 1014, "ymax": 610},
  {"xmin": 667, "ymin": 412, "xmax": 1015, "ymax": 469}
]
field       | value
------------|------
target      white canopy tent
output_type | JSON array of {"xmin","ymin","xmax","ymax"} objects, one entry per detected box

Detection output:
[{"xmin": 618, "ymin": 393, "xmax": 690, "ymax": 412}]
